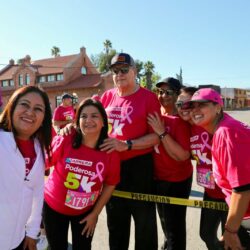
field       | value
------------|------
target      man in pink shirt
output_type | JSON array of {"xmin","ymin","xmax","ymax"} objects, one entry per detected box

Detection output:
[
  {"xmin": 100, "ymin": 52, "xmax": 160, "ymax": 250},
  {"xmin": 53, "ymin": 93, "xmax": 75, "ymax": 134}
]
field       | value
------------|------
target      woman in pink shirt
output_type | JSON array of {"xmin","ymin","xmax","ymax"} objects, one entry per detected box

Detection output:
[
  {"xmin": 190, "ymin": 88, "xmax": 250, "ymax": 250},
  {"xmin": 177, "ymin": 87, "xmax": 227, "ymax": 250},
  {"xmin": 43, "ymin": 98, "xmax": 120, "ymax": 250}
]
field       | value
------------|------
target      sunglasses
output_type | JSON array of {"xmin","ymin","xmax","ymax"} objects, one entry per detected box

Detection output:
[
  {"xmin": 111, "ymin": 66, "xmax": 130, "ymax": 75},
  {"xmin": 157, "ymin": 89, "xmax": 175, "ymax": 96},
  {"xmin": 175, "ymin": 101, "xmax": 192, "ymax": 110}
]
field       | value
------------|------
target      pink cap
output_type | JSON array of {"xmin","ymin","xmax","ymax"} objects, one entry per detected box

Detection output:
[{"xmin": 191, "ymin": 88, "xmax": 223, "ymax": 106}]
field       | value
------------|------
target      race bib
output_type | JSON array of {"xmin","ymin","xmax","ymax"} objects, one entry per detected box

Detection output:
[
  {"xmin": 65, "ymin": 190, "xmax": 99, "ymax": 210},
  {"xmin": 196, "ymin": 168, "xmax": 215, "ymax": 189}
]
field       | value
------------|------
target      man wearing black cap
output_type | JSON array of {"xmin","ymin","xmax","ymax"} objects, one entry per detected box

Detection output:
[
  {"xmin": 52, "ymin": 93, "xmax": 75, "ymax": 134},
  {"xmin": 100, "ymin": 53, "xmax": 160, "ymax": 250}
]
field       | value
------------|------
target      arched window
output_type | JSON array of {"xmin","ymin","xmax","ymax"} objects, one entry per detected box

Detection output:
[
  {"xmin": 81, "ymin": 67, "xmax": 87, "ymax": 75},
  {"xmin": 26, "ymin": 74, "xmax": 30, "ymax": 84},
  {"xmin": 19, "ymin": 74, "xmax": 23, "ymax": 86}
]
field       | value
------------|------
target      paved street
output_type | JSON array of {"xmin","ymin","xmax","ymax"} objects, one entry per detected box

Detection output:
[{"xmin": 68, "ymin": 110, "xmax": 250, "ymax": 250}]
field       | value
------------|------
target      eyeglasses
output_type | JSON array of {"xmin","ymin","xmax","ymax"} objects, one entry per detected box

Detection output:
[
  {"xmin": 111, "ymin": 66, "xmax": 130, "ymax": 75},
  {"xmin": 175, "ymin": 101, "xmax": 191, "ymax": 110},
  {"xmin": 157, "ymin": 89, "xmax": 175, "ymax": 96}
]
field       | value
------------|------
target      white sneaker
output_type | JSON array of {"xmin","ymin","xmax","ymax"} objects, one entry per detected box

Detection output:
[{"xmin": 36, "ymin": 235, "xmax": 49, "ymax": 250}]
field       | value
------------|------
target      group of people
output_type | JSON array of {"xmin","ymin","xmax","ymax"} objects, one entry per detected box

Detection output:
[{"xmin": 0, "ymin": 52, "xmax": 249, "ymax": 250}]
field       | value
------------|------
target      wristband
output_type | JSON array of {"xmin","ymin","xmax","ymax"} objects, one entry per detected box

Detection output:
[
  {"xmin": 224, "ymin": 225, "xmax": 238, "ymax": 234},
  {"xmin": 126, "ymin": 140, "xmax": 133, "ymax": 151},
  {"xmin": 159, "ymin": 131, "xmax": 168, "ymax": 140}
]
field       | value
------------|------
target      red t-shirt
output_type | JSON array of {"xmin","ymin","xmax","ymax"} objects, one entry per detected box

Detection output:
[
  {"xmin": 16, "ymin": 138, "xmax": 36, "ymax": 176},
  {"xmin": 153, "ymin": 115, "xmax": 193, "ymax": 182},
  {"xmin": 191, "ymin": 125, "xmax": 225, "ymax": 199},
  {"xmin": 45, "ymin": 134, "xmax": 120, "ymax": 216},
  {"xmin": 53, "ymin": 105, "xmax": 75, "ymax": 128},
  {"xmin": 101, "ymin": 87, "xmax": 161, "ymax": 160},
  {"xmin": 212, "ymin": 113, "xmax": 250, "ymax": 218}
]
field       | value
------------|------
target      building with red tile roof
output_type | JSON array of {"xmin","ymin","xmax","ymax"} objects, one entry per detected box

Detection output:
[{"xmin": 0, "ymin": 47, "xmax": 114, "ymax": 111}]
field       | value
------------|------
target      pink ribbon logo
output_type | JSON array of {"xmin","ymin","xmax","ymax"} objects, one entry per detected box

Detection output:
[
  {"xmin": 91, "ymin": 162, "xmax": 104, "ymax": 182},
  {"xmin": 200, "ymin": 132, "xmax": 212, "ymax": 152},
  {"xmin": 121, "ymin": 106, "xmax": 133, "ymax": 124}
]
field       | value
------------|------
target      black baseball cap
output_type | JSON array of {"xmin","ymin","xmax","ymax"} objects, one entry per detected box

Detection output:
[
  {"xmin": 156, "ymin": 77, "xmax": 182, "ymax": 93},
  {"xmin": 110, "ymin": 53, "xmax": 135, "ymax": 68},
  {"xmin": 61, "ymin": 93, "xmax": 72, "ymax": 99}
]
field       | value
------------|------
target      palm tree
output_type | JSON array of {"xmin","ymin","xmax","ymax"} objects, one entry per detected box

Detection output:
[
  {"xmin": 51, "ymin": 46, "xmax": 61, "ymax": 57},
  {"xmin": 176, "ymin": 67, "xmax": 183, "ymax": 85},
  {"xmin": 135, "ymin": 60, "xmax": 144, "ymax": 82},
  {"xmin": 144, "ymin": 61, "xmax": 155, "ymax": 90},
  {"xmin": 103, "ymin": 40, "xmax": 112, "ymax": 55}
]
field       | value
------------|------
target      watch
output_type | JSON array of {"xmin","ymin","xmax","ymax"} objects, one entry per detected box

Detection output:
[
  {"xmin": 159, "ymin": 131, "xmax": 168, "ymax": 140},
  {"xmin": 126, "ymin": 140, "xmax": 133, "ymax": 151}
]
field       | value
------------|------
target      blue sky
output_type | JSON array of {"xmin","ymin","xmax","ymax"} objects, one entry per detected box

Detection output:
[{"xmin": 1, "ymin": 0, "xmax": 250, "ymax": 88}]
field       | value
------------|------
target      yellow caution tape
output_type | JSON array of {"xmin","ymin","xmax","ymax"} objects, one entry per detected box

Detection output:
[{"xmin": 112, "ymin": 190, "xmax": 228, "ymax": 211}]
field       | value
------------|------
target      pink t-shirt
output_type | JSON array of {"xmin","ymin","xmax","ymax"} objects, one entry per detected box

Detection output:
[
  {"xmin": 153, "ymin": 115, "xmax": 193, "ymax": 182},
  {"xmin": 212, "ymin": 113, "xmax": 250, "ymax": 218},
  {"xmin": 45, "ymin": 134, "xmax": 120, "ymax": 216},
  {"xmin": 191, "ymin": 125, "xmax": 225, "ymax": 199},
  {"xmin": 101, "ymin": 87, "xmax": 161, "ymax": 160},
  {"xmin": 16, "ymin": 138, "xmax": 37, "ymax": 176},
  {"xmin": 53, "ymin": 105, "xmax": 75, "ymax": 128}
]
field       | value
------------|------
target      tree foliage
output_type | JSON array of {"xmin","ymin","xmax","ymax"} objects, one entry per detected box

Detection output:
[
  {"xmin": 103, "ymin": 39, "xmax": 112, "ymax": 55},
  {"xmin": 92, "ymin": 49, "xmax": 117, "ymax": 73},
  {"xmin": 143, "ymin": 61, "xmax": 155, "ymax": 90},
  {"xmin": 51, "ymin": 46, "xmax": 61, "ymax": 57},
  {"xmin": 91, "ymin": 40, "xmax": 160, "ymax": 87},
  {"xmin": 135, "ymin": 60, "xmax": 144, "ymax": 82}
]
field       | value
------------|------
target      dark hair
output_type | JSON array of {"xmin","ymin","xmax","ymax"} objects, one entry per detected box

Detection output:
[
  {"xmin": 0, "ymin": 86, "xmax": 52, "ymax": 160},
  {"xmin": 73, "ymin": 98, "xmax": 108, "ymax": 149},
  {"xmin": 180, "ymin": 86, "xmax": 198, "ymax": 96}
]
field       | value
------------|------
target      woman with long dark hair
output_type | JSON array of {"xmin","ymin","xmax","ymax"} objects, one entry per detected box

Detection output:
[
  {"xmin": 0, "ymin": 85, "xmax": 52, "ymax": 250},
  {"xmin": 43, "ymin": 98, "xmax": 120, "ymax": 250}
]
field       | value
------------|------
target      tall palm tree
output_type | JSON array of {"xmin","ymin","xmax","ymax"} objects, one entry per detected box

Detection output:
[
  {"xmin": 144, "ymin": 61, "xmax": 155, "ymax": 90},
  {"xmin": 176, "ymin": 67, "xmax": 183, "ymax": 85},
  {"xmin": 135, "ymin": 60, "xmax": 144, "ymax": 82},
  {"xmin": 103, "ymin": 40, "xmax": 112, "ymax": 55},
  {"xmin": 51, "ymin": 46, "xmax": 61, "ymax": 57}
]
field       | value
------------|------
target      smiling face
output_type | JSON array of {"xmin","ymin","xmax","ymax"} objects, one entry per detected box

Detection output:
[
  {"xmin": 157, "ymin": 84, "xmax": 178, "ymax": 110},
  {"xmin": 191, "ymin": 101, "xmax": 221, "ymax": 133},
  {"xmin": 176, "ymin": 92, "xmax": 193, "ymax": 122},
  {"xmin": 79, "ymin": 105, "xmax": 104, "ymax": 137},
  {"xmin": 12, "ymin": 92, "xmax": 45, "ymax": 140}
]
